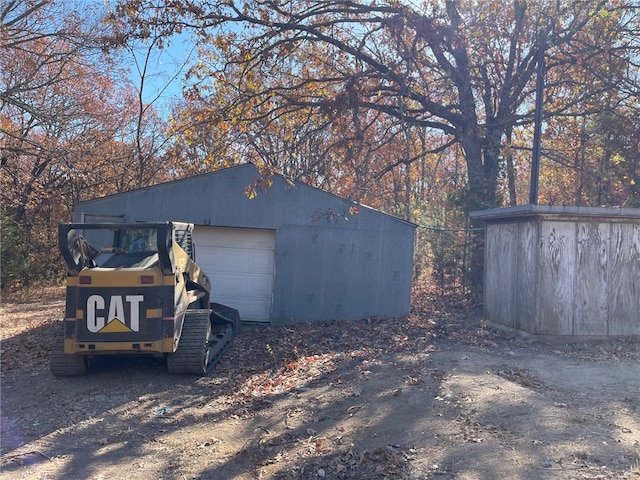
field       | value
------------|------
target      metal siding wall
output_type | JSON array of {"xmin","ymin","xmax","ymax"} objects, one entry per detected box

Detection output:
[
  {"xmin": 74, "ymin": 164, "xmax": 416, "ymax": 325},
  {"xmin": 271, "ymin": 224, "xmax": 413, "ymax": 324},
  {"xmin": 75, "ymin": 167, "xmax": 282, "ymax": 228},
  {"xmin": 76, "ymin": 166, "xmax": 397, "ymax": 229}
]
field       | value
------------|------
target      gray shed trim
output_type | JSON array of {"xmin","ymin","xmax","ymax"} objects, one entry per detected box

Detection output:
[
  {"xmin": 470, "ymin": 204, "xmax": 640, "ymax": 222},
  {"xmin": 75, "ymin": 164, "xmax": 416, "ymax": 325}
]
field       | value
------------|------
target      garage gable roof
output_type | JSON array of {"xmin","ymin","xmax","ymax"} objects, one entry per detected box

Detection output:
[{"xmin": 77, "ymin": 163, "xmax": 416, "ymax": 232}]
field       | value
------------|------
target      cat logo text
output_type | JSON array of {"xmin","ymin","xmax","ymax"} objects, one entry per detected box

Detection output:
[{"xmin": 86, "ymin": 294, "xmax": 144, "ymax": 333}]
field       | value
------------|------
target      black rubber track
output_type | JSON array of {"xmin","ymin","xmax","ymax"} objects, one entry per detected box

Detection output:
[
  {"xmin": 50, "ymin": 323, "xmax": 88, "ymax": 376},
  {"xmin": 167, "ymin": 309, "xmax": 233, "ymax": 375}
]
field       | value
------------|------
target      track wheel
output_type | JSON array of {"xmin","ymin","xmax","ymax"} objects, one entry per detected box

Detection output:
[
  {"xmin": 50, "ymin": 323, "xmax": 88, "ymax": 376},
  {"xmin": 167, "ymin": 309, "xmax": 226, "ymax": 375}
]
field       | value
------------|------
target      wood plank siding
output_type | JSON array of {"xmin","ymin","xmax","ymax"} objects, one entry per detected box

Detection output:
[{"xmin": 471, "ymin": 206, "xmax": 640, "ymax": 337}]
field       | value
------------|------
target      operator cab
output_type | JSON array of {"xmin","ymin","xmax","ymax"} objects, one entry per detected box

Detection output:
[{"xmin": 92, "ymin": 227, "xmax": 160, "ymax": 269}]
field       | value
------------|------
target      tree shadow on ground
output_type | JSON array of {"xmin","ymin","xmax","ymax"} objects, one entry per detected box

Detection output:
[
  {"xmin": 1, "ymin": 305, "xmax": 444, "ymax": 479},
  {"xmin": 2, "ymin": 298, "xmax": 460, "ymax": 478},
  {"xmin": 2, "ymin": 298, "xmax": 639, "ymax": 480}
]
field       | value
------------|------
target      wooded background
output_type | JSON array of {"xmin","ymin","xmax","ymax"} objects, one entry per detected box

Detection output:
[{"xmin": 2, "ymin": 0, "xmax": 639, "ymax": 292}]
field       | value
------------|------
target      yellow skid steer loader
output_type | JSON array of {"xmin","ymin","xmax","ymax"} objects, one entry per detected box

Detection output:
[{"xmin": 51, "ymin": 222, "xmax": 240, "ymax": 376}]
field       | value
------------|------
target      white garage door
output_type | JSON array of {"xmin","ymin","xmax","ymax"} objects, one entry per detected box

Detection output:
[{"xmin": 193, "ymin": 226, "xmax": 276, "ymax": 323}]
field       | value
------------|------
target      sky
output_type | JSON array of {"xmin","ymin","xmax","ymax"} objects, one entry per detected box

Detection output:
[
  {"xmin": 129, "ymin": 31, "xmax": 198, "ymax": 115},
  {"xmin": 87, "ymin": 0, "xmax": 198, "ymax": 117}
]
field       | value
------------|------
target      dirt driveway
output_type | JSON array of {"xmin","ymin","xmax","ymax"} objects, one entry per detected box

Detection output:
[{"xmin": 1, "ymin": 288, "xmax": 639, "ymax": 479}]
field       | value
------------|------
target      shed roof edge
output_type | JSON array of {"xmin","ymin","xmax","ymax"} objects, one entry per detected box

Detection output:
[{"xmin": 470, "ymin": 204, "xmax": 640, "ymax": 221}]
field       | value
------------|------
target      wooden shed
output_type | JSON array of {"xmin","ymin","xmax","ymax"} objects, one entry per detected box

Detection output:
[{"xmin": 470, "ymin": 205, "xmax": 639, "ymax": 337}]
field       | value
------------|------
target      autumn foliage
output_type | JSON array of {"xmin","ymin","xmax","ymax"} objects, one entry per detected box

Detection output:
[{"xmin": 2, "ymin": 0, "xmax": 639, "ymax": 290}]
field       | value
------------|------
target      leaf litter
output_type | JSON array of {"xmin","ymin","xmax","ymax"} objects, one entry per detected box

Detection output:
[{"xmin": 1, "ymin": 286, "xmax": 639, "ymax": 479}]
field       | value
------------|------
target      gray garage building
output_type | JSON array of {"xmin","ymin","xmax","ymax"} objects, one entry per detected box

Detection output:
[{"xmin": 73, "ymin": 163, "xmax": 416, "ymax": 325}]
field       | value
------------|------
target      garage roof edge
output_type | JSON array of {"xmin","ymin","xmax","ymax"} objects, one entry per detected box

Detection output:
[{"xmin": 77, "ymin": 163, "xmax": 417, "ymax": 228}]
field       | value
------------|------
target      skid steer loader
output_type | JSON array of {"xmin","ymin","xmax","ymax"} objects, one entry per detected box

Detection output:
[{"xmin": 51, "ymin": 221, "xmax": 240, "ymax": 376}]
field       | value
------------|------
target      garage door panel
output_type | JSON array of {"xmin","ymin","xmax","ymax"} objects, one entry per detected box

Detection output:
[
  {"xmin": 247, "ymin": 275, "xmax": 273, "ymax": 295},
  {"xmin": 247, "ymin": 252, "xmax": 275, "ymax": 273},
  {"xmin": 248, "ymin": 237, "xmax": 276, "ymax": 249},
  {"xmin": 219, "ymin": 297, "xmax": 271, "ymax": 323},
  {"xmin": 242, "ymin": 300, "xmax": 272, "ymax": 322},
  {"xmin": 195, "ymin": 246, "xmax": 223, "ymax": 269},
  {"xmin": 218, "ymin": 250, "xmax": 248, "ymax": 271},
  {"xmin": 197, "ymin": 247, "xmax": 273, "ymax": 273},
  {"xmin": 204, "ymin": 229, "xmax": 275, "ymax": 249},
  {"xmin": 213, "ymin": 273, "xmax": 246, "ymax": 297},
  {"xmin": 193, "ymin": 226, "xmax": 275, "ymax": 323}
]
